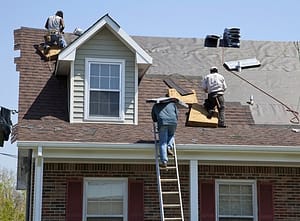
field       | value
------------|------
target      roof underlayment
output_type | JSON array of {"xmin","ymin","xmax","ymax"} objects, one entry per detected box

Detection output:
[{"xmin": 133, "ymin": 36, "xmax": 300, "ymax": 125}]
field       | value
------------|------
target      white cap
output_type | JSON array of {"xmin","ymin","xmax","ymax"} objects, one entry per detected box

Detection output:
[{"xmin": 210, "ymin": 66, "xmax": 218, "ymax": 73}]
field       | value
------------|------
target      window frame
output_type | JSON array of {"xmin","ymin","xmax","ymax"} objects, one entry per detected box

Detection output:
[
  {"xmin": 83, "ymin": 177, "xmax": 128, "ymax": 221},
  {"xmin": 84, "ymin": 58, "xmax": 125, "ymax": 122},
  {"xmin": 215, "ymin": 179, "xmax": 258, "ymax": 221}
]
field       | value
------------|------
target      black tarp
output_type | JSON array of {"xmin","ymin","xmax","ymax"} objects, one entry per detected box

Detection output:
[{"xmin": 0, "ymin": 107, "xmax": 12, "ymax": 147}]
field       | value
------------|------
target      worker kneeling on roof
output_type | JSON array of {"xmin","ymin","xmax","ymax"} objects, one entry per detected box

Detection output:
[
  {"xmin": 202, "ymin": 67, "xmax": 227, "ymax": 128},
  {"xmin": 44, "ymin": 10, "xmax": 67, "ymax": 50}
]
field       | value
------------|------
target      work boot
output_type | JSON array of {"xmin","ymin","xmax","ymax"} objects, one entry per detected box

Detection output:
[
  {"xmin": 167, "ymin": 148, "xmax": 174, "ymax": 156},
  {"xmin": 207, "ymin": 110, "xmax": 214, "ymax": 119},
  {"xmin": 160, "ymin": 162, "xmax": 167, "ymax": 169}
]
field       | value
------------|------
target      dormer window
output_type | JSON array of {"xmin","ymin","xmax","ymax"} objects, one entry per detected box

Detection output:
[{"xmin": 84, "ymin": 58, "xmax": 125, "ymax": 121}]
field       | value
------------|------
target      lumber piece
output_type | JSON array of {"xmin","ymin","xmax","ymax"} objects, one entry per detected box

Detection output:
[{"xmin": 186, "ymin": 103, "xmax": 218, "ymax": 127}]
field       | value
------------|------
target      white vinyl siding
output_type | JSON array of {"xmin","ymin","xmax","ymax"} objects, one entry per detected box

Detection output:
[
  {"xmin": 72, "ymin": 27, "xmax": 136, "ymax": 123},
  {"xmin": 216, "ymin": 180, "xmax": 257, "ymax": 221}
]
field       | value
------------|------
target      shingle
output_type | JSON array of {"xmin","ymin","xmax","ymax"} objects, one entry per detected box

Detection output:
[{"xmin": 14, "ymin": 27, "xmax": 300, "ymax": 146}]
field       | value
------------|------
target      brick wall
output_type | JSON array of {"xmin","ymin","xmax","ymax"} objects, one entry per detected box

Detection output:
[
  {"xmin": 39, "ymin": 163, "xmax": 300, "ymax": 221},
  {"xmin": 199, "ymin": 165, "xmax": 300, "ymax": 221},
  {"xmin": 41, "ymin": 163, "xmax": 190, "ymax": 221}
]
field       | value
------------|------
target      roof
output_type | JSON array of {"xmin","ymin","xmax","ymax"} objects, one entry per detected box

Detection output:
[{"xmin": 13, "ymin": 27, "xmax": 300, "ymax": 147}]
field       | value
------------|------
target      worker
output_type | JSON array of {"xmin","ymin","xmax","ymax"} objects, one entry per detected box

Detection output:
[
  {"xmin": 202, "ymin": 67, "xmax": 227, "ymax": 128},
  {"xmin": 152, "ymin": 101, "xmax": 178, "ymax": 168},
  {"xmin": 44, "ymin": 10, "xmax": 67, "ymax": 50}
]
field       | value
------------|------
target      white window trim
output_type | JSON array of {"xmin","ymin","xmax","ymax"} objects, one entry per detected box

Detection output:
[
  {"xmin": 84, "ymin": 58, "xmax": 125, "ymax": 122},
  {"xmin": 215, "ymin": 179, "xmax": 258, "ymax": 221},
  {"xmin": 83, "ymin": 177, "xmax": 128, "ymax": 221}
]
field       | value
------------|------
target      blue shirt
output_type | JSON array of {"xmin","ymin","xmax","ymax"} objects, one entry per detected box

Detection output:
[{"xmin": 151, "ymin": 102, "xmax": 178, "ymax": 128}]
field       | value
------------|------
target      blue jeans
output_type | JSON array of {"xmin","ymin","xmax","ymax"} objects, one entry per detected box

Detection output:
[
  {"xmin": 49, "ymin": 34, "xmax": 67, "ymax": 48},
  {"xmin": 159, "ymin": 125, "xmax": 176, "ymax": 164}
]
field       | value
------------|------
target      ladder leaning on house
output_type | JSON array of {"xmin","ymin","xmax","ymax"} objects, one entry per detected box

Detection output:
[{"xmin": 153, "ymin": 123, "xmax": 184, "ymax": 221}]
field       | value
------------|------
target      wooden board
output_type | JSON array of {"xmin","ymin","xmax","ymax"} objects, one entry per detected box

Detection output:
[
  {"xmin": 36, "ymin": 45, "xmax": 61, "ymax": 61},
  {"xmin": 146, "ymin": 97, "xmax": 189, "ymax": 108},
  {"xmin": 168, "ymin": 88, "xmax": 198, "ymax": 104},
  {"xmin": 186, "ymin": 103, "xmax": 218, "ymax": 127}
]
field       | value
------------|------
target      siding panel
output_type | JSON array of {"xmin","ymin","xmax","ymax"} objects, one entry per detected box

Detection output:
[{"xmin": 73, "ymin": 27, "xmax": 136, "ymax": 123}]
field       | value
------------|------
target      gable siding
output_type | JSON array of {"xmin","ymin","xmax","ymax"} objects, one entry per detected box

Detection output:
[{"xmin": 72, "ymin": 27, "xmax": 136, "ymax": 123}]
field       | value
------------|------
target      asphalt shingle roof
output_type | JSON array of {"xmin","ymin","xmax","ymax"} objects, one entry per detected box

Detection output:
[{"xmin": 14, "ymin": 27, "xmax": 300, "ymax": 146}]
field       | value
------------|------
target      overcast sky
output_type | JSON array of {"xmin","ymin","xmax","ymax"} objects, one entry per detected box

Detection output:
[{"xmin": 1, "ymin": 0, "xmax": 300, "ymax": 172}]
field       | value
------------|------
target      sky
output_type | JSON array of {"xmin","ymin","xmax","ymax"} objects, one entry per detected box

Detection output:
[{"xmin": 1, "ymin": 0, "xmax": 300, "ymax": 172}]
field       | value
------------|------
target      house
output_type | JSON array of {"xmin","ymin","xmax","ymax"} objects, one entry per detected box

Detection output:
[{"xmin": 14, "ymin": 14, "xmax": 300, "ymax": 221}]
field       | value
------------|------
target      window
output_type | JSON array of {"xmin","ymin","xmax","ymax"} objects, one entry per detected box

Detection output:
[
  {"xmin": 216, "ymin": 180, "xmax": 257, "ymax": 221},
  {"xmin": 85, "ymin": 58, "xmax": 125, "ymax": 121},
  {"xmin": 84, "ymin": 178, "xmax": 128, "ymax": 221}
]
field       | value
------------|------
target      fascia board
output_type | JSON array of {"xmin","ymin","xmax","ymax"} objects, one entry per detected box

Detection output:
[
  {"xmin": 58, "ymin": 15, "xmax": 152, "ymax": 65},
  {"xmin": 17, "ymin": 141, "xmax": 300, "ymax": 166},
  {"xmin": 116, "ymin": 27, "xmax": 153, "ymax": 64},
  {"xmin": 17, "ymin": 141, "xmax": 300, "ymax": 152},
  {"xmin": 58, "ymin": 19, "xmax": 107, "ymax": 61}
]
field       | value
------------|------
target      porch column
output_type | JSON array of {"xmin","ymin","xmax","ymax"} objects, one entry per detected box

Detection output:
[
  {"xmin": 33, "ymin": 146, "xmax": 43, "ymax": 221},
  {"xmin": 190, "ymin": 160, "xmax": 198, "ymax": 221}
]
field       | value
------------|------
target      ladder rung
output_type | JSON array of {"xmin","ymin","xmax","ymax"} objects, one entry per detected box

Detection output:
[
  {"xmin": 162, "ymin": 191, "xmax": 179, "ymax": 195},
  {"xmin": 161, "ymin": 178, "xmax": 178, "ymax": 182},
  {"xmin": 160, "ymin": 166, "xmax": 176, "ymax": 170},
  {"xmin": 165, "ymin": 218, "xmax": 183, "ymax": 220},
  {"xmin": 164, "ymin": 204, "xmax": 181, "ymax": 208}
]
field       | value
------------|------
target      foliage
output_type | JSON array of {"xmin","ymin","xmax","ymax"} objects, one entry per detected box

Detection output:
[{"xmin": 0, "ymin": 167, "xmax": 25, "ymax": 221}]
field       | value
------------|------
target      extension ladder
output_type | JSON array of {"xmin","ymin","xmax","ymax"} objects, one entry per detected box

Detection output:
[{"xmin": 153, "ymin": 123, "xmax": 184, "ymax": 221}]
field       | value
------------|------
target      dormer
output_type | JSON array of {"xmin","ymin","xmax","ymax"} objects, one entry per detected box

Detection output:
[{"xmin": 55, "ymin": 14, "xmax": 152, "ymax": 124}]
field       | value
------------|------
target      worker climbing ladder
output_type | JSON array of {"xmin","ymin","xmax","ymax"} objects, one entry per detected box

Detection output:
[{"xmin": 153, "ymin": 123, "xmax": 184, "ymax": 221}]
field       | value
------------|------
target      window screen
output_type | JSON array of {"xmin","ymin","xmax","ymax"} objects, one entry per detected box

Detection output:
[
  {"xmin": 217, "ymin": 181, "xmax": 256, "ymax": 221},
  {"xmin": 85, "ymin": 179, "xmax": 126, "ymax": 221}
]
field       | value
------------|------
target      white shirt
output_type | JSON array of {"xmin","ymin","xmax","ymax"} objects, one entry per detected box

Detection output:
[
  {"xmin": 202, "ymin": 72, "xmax": 227, "ymax": 94},
  {"xmin": 46, "ymin": 15, "xmax": 62, "ymax": 31}
]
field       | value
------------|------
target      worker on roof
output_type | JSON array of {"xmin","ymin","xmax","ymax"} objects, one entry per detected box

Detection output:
[
  {"xmin": 44, "ymin": 10, "xmax": 67, "ymax": 49},
  {"xmin": 152, "ymin": 100, "xmax": 178, "ymax": 168},
  {"xmin": 202, "ymin": 67, "xmax": 227, "ymax": 128}
]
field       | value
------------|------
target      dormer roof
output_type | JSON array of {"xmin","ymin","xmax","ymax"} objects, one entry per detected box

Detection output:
[{"xmin": 55, "ymin": 14, "xmax": 152, "ymax": 78}]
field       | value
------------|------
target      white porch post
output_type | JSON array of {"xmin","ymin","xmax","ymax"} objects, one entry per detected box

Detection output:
[
  {"xmin": 190, "ymin": 160, "xmax": 198, "ymax": 221},
  {"xmin": 33, "ymin": 146, "xmax": 43, "ymax": 221}
]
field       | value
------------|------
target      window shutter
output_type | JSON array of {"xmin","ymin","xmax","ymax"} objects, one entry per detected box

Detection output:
[
  {"xmin": 258, "ymin": 182, "xmax": 274, "ymax": 221},
  {"xmin": 128, "ymin": 179, "xmax": 144, "ymax": 221},
  {"xmin": 199, "ymin": 180, "xmax": 215, "ymax": 221},
  {"xmin": 66, "ymin": 179, "xmax": 83, "ymax": 221}
]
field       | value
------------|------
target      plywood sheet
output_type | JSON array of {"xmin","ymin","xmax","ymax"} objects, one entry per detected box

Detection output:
[
  {"xmin": 36, "ymin": 45, "xmax": 61, "ymax": 61},
  {"xmin": 168, "ymin": 88, "xmax": 198, "ymax": 104},
  {"xmin": 187, "ymin": 103, "xmax": 218, "ymax": 127}
]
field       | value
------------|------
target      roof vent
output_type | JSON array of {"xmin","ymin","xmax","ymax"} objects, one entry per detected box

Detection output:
[
  {"xmin": 73, "ymin": 28, "xmax": 83, "ymax": 36},
  {"xmin": 224, "ymin": 58, "xmax": 261, "ymax": 70}
]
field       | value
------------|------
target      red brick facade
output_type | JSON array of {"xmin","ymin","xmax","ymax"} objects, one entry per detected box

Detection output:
[{"xmin": 37, "ymin": 163, "xmax": 300, "ymax": 220}]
